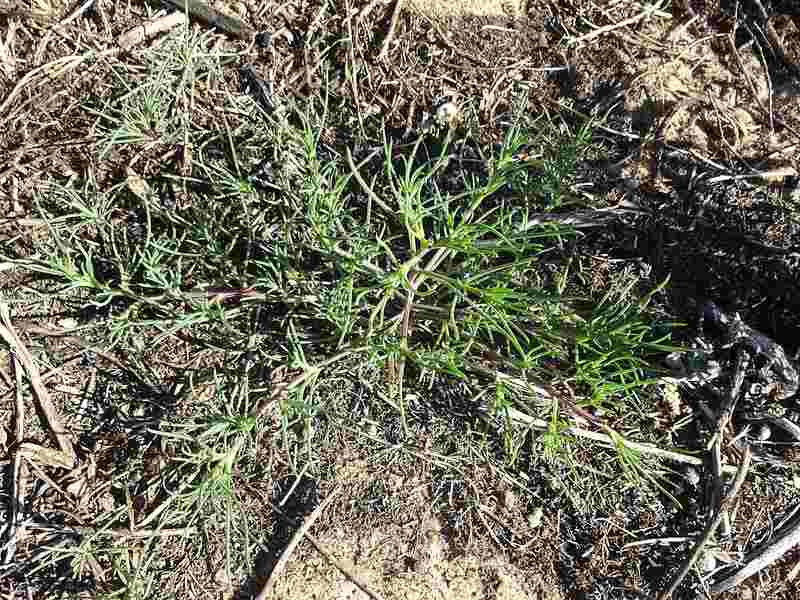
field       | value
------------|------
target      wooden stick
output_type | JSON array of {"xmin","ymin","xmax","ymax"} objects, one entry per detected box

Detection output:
[
  {"xmin": 658, "ymin": 445, "xmax": 752, "ymax": 600},
  {"xmin": 254, "ymin": 485, "xmax": 341, "ymax": 600},
  {"xmin": 57, "ymin": 0, "xmax": 95, "ymax": 27},
  {"xmin": 117, "ymin": 11, "xmax": 188, "ymax": 50},
  {"xmin": 476, "ymin": 381, "xmax": 737, "ymax": 471},
  {"xmin": 568, "ymin": 2, "xmax": 669, "ymax": 46}
]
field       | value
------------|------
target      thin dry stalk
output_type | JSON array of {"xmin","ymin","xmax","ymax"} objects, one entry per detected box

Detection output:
[
  {"xmin": 750, "ymin": 0, "xmax": 796, "ymax": 75},
  {"xmin": 302, "ymin": 532, "xmax": 387, "ymax": 600},
  {"xmin": 253, "ymin": 486, "xmax": 387, "ymax": 600},
  {"xmin": 658, "ymin": 444, "xmax": 752, "ymax": 600},
  {"xmin": 0, "ymin": 54, "xmax": 87, "ymax": 119},
  {"xmin": 707, "ymin": 167, "xmax": 797, "ymax": 184},
  {"xmin": 419, "ymin": 12, "xmax": 490, "ymax": 67},
  {"xmin": 344, "ymin": 0, "xmax": 364, "ymax": 132},
  {"xmin": 303, "ymin": 0, "xmax": 329, "ymax": 91},
  {"xmin": 254, "ymin": 485, "xmax": 342, "ymax": 600},
  {"xmin": 3, "ymin": 356, "xmax": 27, "ymax": 566},
  {"xmin": 29, "ymin": 524, "xmax": 197, "ymax": 539},
  {"xmin": 469, "ymin": 369, "xmax": 739, "ymax": 472},
  {"xmin": 377, "ymin": 0, "xmax": 404, "ymax": 60},
  {"xmin": 0, "ymin": 303, "xmax": 75, "ymax": 464},
  {"xmin": 569, "ymin": 1, "xmax": 669, "ymax": 46},
  {"xmin": 57, "ymin": 0, "xmax": 95, "ymax": 27},
  {"xmin": 0, "ymin": 351, "xmax": 83, "ymax": 404},
  {"xmin": 2, "ymin": 7, "xmax": 194, "ymax": 121}
]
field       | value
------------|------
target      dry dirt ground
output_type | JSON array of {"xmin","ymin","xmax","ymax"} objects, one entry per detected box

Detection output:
[{"xmin": 1, "ymin": 0, "xmax": 800, "ymax": 599}]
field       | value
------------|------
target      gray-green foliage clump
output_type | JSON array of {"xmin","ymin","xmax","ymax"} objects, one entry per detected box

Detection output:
[{"xmin": 10, "ymin": 79, "xmax": 677, "ymax": 474}]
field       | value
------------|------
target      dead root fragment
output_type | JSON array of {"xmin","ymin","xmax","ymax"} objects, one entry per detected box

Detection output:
[
  {"xmin": 711, "ymin": 501, "xmax": 800, "ymax": 594},
  {"xmin": 254, "ymin": 485, "xmax": 342, "ymax": 600},
  {"xmin": 117, "ymin": 11, "xmax": 188, "ymax": 50}
]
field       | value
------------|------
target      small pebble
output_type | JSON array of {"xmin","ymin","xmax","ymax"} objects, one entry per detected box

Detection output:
[
  {"xmin": 435, "ymin": 102, "xmax": 460, "ymax": 127},
  {"xmin": 684, "ymin": 466, "xmax": 700, "ymax": 487},
  {"xmin": 665, "ymin": 352, "xmax": 684, "ymax": 371},
  {"xmin": 755, "ymin": 424, "xmax": 771, "ymax": 441},
  {"xmin": 527, "ymin": 507, "xmax": 543, "ymax": 529},
  {"xmin": 701, "ymin": 552, "xmax": 716, "ymax": 573},
  {"xmin": 501, "ymin": 488, "xmax": 518, "ymax": 510},
  {"xmin": 58, "ymin": 317, "xmax": 78, "ymax": 329}
]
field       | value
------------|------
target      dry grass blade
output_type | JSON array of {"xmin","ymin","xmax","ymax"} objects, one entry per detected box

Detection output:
[
  {"xmin": 28, "ymin": 524, "xmax": 198, "ymax": 539},
  {"xmin": 0, "ymin": 302, "xmax": 76, "ymax": 465},
  {"xmin": 3, "ymin": 356, "xmax": 28, "ymax": 566},
  {"xmin": 0, "ymin": 54, "xmax": 87, "ymax": 119},
  {"xmin": 57, "ymin": 0, "xmax": 95, "ymax": 27},
  {"xmin": 258, "ymin": 486, "xmax": 387, "ymax": 600},
  {"xmin": 377, "ymin": 0, "xmax": 404, "ymax": 60},
  {"xmin": 254, "ymin": 485, "xmax": 342, "ymax": 600}
]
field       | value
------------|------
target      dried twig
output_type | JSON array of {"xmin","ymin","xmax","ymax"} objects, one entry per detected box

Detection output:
[
  {"xmin": 29, "ymin": 524, "xmax": 197, "ymax": 539},
  {"xmin": 377, "ymin": 0, "xmax": 404, "ymax": 60},
  {"xmin": 471, "ymin": 373, "xmax": 738, "ymax": 472},
  {"xmin": 658, "ymin": 445, "xmax": 752, "ymax": 600},
  {"xmin": 709, "ymin": 438, "xmax": 729, "ymax": 536},
  {"xmin": 750, "ymin": 0, "xmax": 795, "ymax": 72},
  {"xmin": 0, "ymin": 303, "xmax": 75, "ymax": 464},
  {"xmin": 117, "ymin": 11, "xmax": 188, "ymax": 50},
  {"xmin": 711, "ymin": 501, "xmax": 800, "ymax": 594},
  {"xmin": 250, "ymin": 485, "xmax": 386, "ymax": 600},
  {"xmin": 300, "ymin": 529, "xmax": 386, "ymax": 600},
  {"xmin": 254, "ymin": 485, "xmax": 342, "ymax": 600},
  {"xmin": 717, "ymin": 350, "xmax": 749, "ymax": 435},
  {"xmin": 706, "ymin": 167, "xmax": 797, "ymax": 184},
  {"xmin": 344, "ymin": 0, "xmax": 363, "ymax": 130},
  {"xmin": 622, "ymin": 537, "xmax": 692, "ymax": 549},
  {"xmin": 3, "ymin": 356, "xmax": 28, "ymax": 566},
  {"xmin": 0, "ymin": 54, "xmax": 87, "ymax": 119},
  {"xmin": 0, "ymin": 9, "xmax": 190, "ymax": 121}
]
